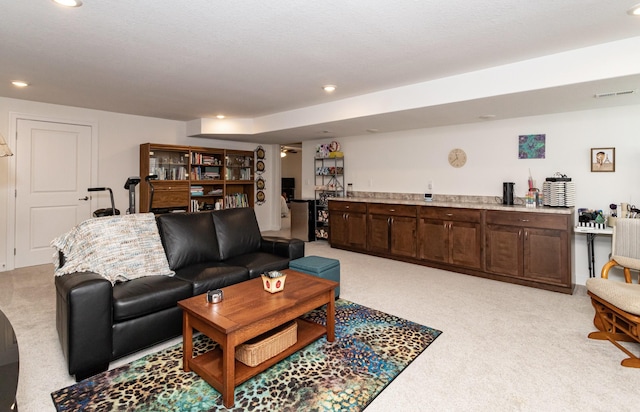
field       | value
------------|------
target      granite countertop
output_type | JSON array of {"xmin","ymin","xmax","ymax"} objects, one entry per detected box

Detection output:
[{"xmin": 330, "ymin": 195, "xmax": 574, "ymax": 215}]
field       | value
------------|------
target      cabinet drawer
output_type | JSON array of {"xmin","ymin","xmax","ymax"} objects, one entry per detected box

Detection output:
[
  {"xmin": 368, "ymin": 203, "xmax": 417, "ymax": 217},
  {"xmin": 152, "ymin": 182, "xmax": 189, "ymax": 208},
  {"xmin": 419, "ymin": 206, "xmax": 481, "ymax": 223},
  {"xmin": 486, "ymin": 210, "xmax": 568, "ymax": 230},
  {"xmin": 328, "ymin": 200, "xmax": 367, "ymax": 213}
]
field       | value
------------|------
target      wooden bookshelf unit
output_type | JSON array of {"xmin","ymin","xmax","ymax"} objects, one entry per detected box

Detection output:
[{"xmin": 140, "ymin": 143, "xmax": 254, "ymax": 213}]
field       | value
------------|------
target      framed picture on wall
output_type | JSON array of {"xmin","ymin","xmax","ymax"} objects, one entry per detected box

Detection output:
[{"xmin": 591, "ymin": 147, "xmax": 615, "ymax": 172}]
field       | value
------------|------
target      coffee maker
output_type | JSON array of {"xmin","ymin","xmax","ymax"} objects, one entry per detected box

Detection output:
[{"xmin": 503, "ymin": 182, "xmax": 515, "ymax": 205}]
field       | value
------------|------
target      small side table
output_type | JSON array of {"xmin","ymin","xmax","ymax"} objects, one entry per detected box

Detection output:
[{"xmin": 574, "ymin": 226, "xmax": 613, "ymax": 278}]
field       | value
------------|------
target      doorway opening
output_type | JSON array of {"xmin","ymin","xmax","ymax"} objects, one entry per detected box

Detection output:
[{"xmin": 279, "ymin": 143, "xmax": 302, "ymax": 239}]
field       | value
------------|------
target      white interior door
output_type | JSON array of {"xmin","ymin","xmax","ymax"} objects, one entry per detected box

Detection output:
[{"xmin": 14, "ymin": 119, "xmax": 93, "ymax": 268}]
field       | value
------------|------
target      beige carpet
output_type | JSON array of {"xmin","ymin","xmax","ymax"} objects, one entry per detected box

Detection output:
[{"xmin": 1, "ymin": 219, "xmax": 638, "ymax": 411}]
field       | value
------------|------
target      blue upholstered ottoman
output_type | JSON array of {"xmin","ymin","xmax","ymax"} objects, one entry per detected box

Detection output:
[{"xmin": 289, "ymin": 256, "xmax": 340, "ymax": 298}]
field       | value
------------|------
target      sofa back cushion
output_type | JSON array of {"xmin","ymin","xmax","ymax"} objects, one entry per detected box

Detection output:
[
  {"xmin": 211, "ymin": 208, "xmax": 261, "ymax": 260},
  {"xmin": 156, "ymin": 212, "xmax": 220, "ymax": 270}
]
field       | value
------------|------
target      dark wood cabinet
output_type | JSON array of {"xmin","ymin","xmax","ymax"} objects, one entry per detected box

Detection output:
[
  {"xmin": 485, "ymin": 210, "xmax": 571, "ymax": 289},
  {"xmin": 328, "ymin": 200, "xmax": 573, "ymax": 294},
  {"xmin": 328, "ymin": 201, "xmax": 367, "ymax": 250},
  {"xmin": 418, "ymin": 207, "xmax": 482, "ymax": 269},
  {"xmin": 367, "ymin": 203, "xmax": 417, "ymax": 258}
]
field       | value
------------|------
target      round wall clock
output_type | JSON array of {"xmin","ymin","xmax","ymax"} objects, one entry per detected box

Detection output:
[{"xmin": 448, "ymin": 148, "xmax": 467, "ymax": 168}]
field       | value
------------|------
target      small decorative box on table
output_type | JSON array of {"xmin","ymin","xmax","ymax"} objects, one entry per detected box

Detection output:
[
  {"xmin": 261, "ymin": 270, "xmax": 287, "ymax": 293},
  {"xmin": 289, "ymin": 256, "xmax": 340, "ymax": 298}
]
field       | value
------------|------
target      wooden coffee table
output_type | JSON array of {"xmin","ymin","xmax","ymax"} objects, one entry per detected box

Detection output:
[{"xmin": 178, "ymin": 269, "xmax": 338, "ymax": 408}]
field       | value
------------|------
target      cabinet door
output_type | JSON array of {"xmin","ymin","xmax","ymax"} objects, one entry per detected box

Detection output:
[
  {"xmin": 485, "ymin": 224, "xmax": 523, "ymax": 277},
  {"xmin": 450, "ymin": 221, "xmax": 482, "ymax": 269},
  {"xmin": 329, "ymin": 201, "xmax": 367, "ymax": 249},
  {"xmin": 346, "ymin": 212, "xmax": 367, "ymax": 250},
  {"xmin": 329, "ymin": 212, "xmax": 348, "ymax": 247},
  {"xmin": 524, "ymin": 228, "xmax": 568, "ymax": 284},
  {"xmin": 150, "ymin": 181, "xmax": 190, "ymax": 210},
  {"xmin": 367, "ymin": 214, "xmax": 391, "ymax": 254},
  {"xmin": 390, "ymin": 216, "xmax": 417, "ymax": 257},
  {"xmin": 418, "ymin": 218, "xmax": 449, "ymax": 263}
]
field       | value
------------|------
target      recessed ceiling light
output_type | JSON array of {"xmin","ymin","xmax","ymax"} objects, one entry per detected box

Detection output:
[
  {"xmin": 11, "ymin": 81, "xmax": 29, "ymax": 88},
  {"xmin": 52, "ymin": 0, "xmax": 83, "ymax": 7},
  {"xmin": 322, "ymin": 85, "xmax": 337, "ymax": 92},
  {"xmin": 479, "ymin": 114, "xmax": 496, "ymax": 120},
  {"xmin": 216, "ymin": 115, "xmax": 225, "ymax": 119},
  {"xmin": 627, "ymin": 3, "xmax": 640, "ymax": 15}
]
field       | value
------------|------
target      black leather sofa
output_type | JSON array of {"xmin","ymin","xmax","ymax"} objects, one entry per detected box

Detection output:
[{"xmin": 55, "ymin": 208, "xmax": 304, "ymax": 381}]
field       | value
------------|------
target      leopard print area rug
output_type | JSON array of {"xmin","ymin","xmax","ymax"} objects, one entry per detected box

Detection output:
[{"xmin": 51, "ymin": 299, "xmax": 442, "ymax": 411}]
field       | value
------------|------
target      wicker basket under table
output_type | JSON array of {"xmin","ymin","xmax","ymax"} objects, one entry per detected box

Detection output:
[{"xmin": 235, "ymin": 321, "xmax": 298, "ymax": 367}]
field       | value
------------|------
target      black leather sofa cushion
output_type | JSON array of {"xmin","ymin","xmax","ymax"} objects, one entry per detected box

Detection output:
[
  {"xmin": 55, "ymin": 272, "xmax": 112, "ymax": 378},
  {"xmin": 112, "ymin": 276, "xmax": 192, "ymax": 322},
  {"xmin": 156, "ymin": 212, "xmax": 220, "ymax": 271},
  {"xmin": 224, "ymin": 252, "xmax": 291, "ymax": 279},
  {"xmin": 262, "ymin": 236, "xmax": 305, "ymax": 258},
  {"xmin": 112, "ymin": 306, "xmax": 183, "ymax": 360},
  {"xmin": 174, "ymin": 263, "xmax": 249, "ymax": 295},
  {"xmin": 212, "ymin": 208, "xmax": 262, "ymax": 260}
]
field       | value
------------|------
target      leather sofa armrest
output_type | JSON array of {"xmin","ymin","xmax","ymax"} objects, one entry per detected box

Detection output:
[
  {"xmin": 261, "ymin": 236, "xmax": 305, "ymax": 260},
  {"xmin": 55, "ymin": 272, "xmax": 113, "ymax": 380}
]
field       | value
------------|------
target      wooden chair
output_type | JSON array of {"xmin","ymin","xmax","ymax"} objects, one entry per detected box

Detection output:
[
  {"xmin": 586, "ymin": 218, "xmax": 640, "ymax": 367},
  {"xmin": 600, "ymin": 218, "xmax": 640, "ymax": 283}
]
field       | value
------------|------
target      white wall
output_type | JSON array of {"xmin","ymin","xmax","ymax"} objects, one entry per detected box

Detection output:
[
  {"xmin": 302, "ymin": 104, "xmax": 640, "ymax": 287},
  {"xmin": 0, "ymin": 97, "xmax": 279, "ymax": 271}
]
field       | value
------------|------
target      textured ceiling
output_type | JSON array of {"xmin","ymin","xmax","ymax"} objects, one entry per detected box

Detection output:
[{"xmin": 1, "ymin": 1, "xmax": 640, "ymax": 144}]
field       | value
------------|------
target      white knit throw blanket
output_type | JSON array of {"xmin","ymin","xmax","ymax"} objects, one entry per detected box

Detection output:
[{"xmin": 51, "ymin": 213, "xmax": 174, "ymax": 285}]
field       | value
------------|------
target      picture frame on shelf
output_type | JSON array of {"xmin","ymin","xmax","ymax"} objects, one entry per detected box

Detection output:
[{"xmin": 590, "ymin": 147, "xmax": 615, "ymax": 172}]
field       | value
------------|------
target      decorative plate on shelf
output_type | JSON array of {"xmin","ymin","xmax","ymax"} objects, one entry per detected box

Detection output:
[
  {"xmin": 256, "ymin": 190, "xmax": 266, "ymax": 204},
  {"xmin": 256, "ymin": 146, "xmax": 265, "ymax": 159},
  {"xmin": 256, "ymin": 176, "xmax": 266, "ymax": 190},
  {"xmin": 256, "ymin": 160, "xmax": 265, "ymax": 173}
]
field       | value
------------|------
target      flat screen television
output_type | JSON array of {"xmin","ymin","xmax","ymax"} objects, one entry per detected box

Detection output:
[{"xmin": 282, "ymin": 178, "xmax": 295, "ymax": 189}]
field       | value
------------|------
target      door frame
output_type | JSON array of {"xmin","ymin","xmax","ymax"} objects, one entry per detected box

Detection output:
[{"xmin": 5, "ymin": 112, "xmax": 98, "ymax": 270}]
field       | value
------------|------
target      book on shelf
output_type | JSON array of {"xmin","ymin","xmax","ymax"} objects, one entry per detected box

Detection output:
[
  {"xmin": 191, "ymin": 166, "xmax": 221, "ymax": 181},
  {"xmin": 192, "ymin": 153, "xmax": 221, "ymax": 165},
  {"xmin": 190, "ymin": 185, "xmax": 204, "ymax": 196},
  {"xmin": 224, "ymin": 193, "xmax": 249, "ymax": 209}
]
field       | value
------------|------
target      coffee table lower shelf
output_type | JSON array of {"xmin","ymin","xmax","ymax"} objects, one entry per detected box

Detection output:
[{"xmin": 187, "ymin": 318, "xmax": 325, "ymax": 390}]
